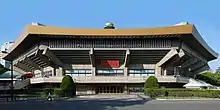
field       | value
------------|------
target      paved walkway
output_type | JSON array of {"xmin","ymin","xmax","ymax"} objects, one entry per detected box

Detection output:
[{"xmin": 1, "ymin": 98, "xmax": 220, "ymax": 110}]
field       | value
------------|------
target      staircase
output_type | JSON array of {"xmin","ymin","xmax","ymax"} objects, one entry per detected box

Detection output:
[
  {"xmin": 0, "ymin": 79, "xmax": 30, "ymax": 90},
  {"xmin": 13, "ymin": 79, "xmax": 30, "ymax": 90}
]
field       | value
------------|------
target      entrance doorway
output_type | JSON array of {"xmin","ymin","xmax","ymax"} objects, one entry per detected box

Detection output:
[{"xmin": 97, "ymin": 85, "xmax": 124, "ymax": 93}]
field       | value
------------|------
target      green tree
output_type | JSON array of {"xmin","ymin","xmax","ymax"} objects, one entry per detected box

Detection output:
[
  {"xmin": 0, "ymin": 64, "xmax": 9, "ymax": 74},
  {"xmin": 216, "ymin": 67, "xmax": 220, "ymax": 74},
  {"xmin": 60, "ymin": 75, "xmax": 76, "ymax": 97},
  {"xmin": 144, "ymin": 76, "xmax": 159, "ymax": 89},
  {"xmin": 195, "ymin": 71, "xmax": 220, "ymax": 86}
]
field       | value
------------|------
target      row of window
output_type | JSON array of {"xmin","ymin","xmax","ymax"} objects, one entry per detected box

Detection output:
[
  {"xmin": 129, "ymin": 74, "xmax": 155, "ymax": 77},
  {"xmin": 66, "ymin": 73, "xmax": 92, "ymax": 77},
  {"xmin": 65, "ymin": 69, "xmax": 92, "ymax": 74},
  {"xmin": 96, "ymin": 69, "xmax": 124, "ymax": 74},
  {"xmin": 65, "ymin": 69, "xmax": 155, "ymax": 75},
  {"xmin": 128, "ymin": 87, "xmax": 144, "ymax": 92},
  {"xmin": 128, "ymin": 69, "xmax": 155, "ymax": 74},
  {"xmin": 96, "ymin": 73, "xmax": 123, "ymax": 76}
]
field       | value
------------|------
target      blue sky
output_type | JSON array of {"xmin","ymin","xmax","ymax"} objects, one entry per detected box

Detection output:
[{"xmin": 0, "ymin": 0, "xmax": 219, "ymax": 71}]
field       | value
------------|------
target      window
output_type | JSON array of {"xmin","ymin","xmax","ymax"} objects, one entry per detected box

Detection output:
[
  {"xmin": 65, "ymin": 69, "xmax": 92, "ymax": 76},
  {"xmin": 128, "ymin": 69, "xmax": 155, "ymax": 76},
  {"xmin": 96, "ymin": 69, "xmax": 124, "ymax": 76}
]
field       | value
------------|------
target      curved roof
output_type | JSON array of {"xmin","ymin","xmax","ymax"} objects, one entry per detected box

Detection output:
[{"xmin": 3, "ymin": 24, "xmax": 219, "ymax": 61}]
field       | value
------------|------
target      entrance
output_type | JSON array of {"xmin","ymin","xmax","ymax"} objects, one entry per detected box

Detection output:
[{"xmin": 97, "ymin": 85, "xmax": 124, "ymax": 93}]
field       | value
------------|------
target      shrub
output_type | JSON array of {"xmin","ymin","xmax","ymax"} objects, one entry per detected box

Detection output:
[
  {"xmin": 54, "ymin": 88, "xmax": 63, "ymax": 97},
  {"xmin": 144, "ymin": 88, "xmax": 220, "ymax": 98},
  {"xmin": 60, "ymin": 75, "xmax": 76, "ymax": 97},
  {"xmin": 144, "ymin": 76, "xmax": 159, "ymax": 89},
  {"xmin": 195, "ymin": 72, "xmax": 220, "ymax": 86}
]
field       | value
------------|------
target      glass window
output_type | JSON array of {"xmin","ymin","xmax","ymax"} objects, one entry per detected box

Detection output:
[
  {"xmin": 65, "ymin": 70, "xmax": 71, "ymax": 74},
  {"xmin": 79, "ymin": 70, "xmax": 86, "ymax": 73},
  {"xmin": 86, "ymin": 74, "xmax": 92, "ymax": 76},
  {"xmin": 117, "ymin": 70, "xmax": 123, "ymax": 73},
  {"xmin": 148, "ymin": 70, "xmax": 155, "ymax": 74},
  {"xmin": 142, "ymin": 74, "xmax": 148, "ymax": 76},
  {"xmin": 135, "ymin": 74, "xmax": 141, "ymax": 76},
  {"xmin": 73, "ymin": 70, "xmax": 78, "ymax": 73},
  {"xmin": 86, "ymin": 70, "xmax": 92, "ymax": 73},
  {"xmin": 72, "ymin": 74, "xmax": 78, "ymax": 76},
  {"xmin": 129, "ymin": 70, "xmax": 134, "ymax": 73},
  {"xmin": 128, "ymin": 69, "xmax": 155, "ymax": 75}
]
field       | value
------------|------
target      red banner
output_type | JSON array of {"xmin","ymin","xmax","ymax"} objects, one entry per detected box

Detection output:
[{"xmin": 102, "ymin": 60, "xmax": 119, "ymax": 68}]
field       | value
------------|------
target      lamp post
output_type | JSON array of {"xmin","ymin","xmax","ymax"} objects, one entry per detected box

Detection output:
[{"xmin": 10, "ymin": 60, "xmax": 14, "ymax": 101}]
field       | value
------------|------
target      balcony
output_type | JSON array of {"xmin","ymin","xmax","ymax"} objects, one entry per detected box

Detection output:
[{"xmin": 30, "ymin": 76, "xmax": 189, "ymax": 84}]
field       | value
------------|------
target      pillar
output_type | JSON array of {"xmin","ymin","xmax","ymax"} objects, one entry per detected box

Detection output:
[
  {"xmin": 40, "ymin": 68, "xmax": 44, "ymax": 77},
  {"xmin": 53, "ymin": 68, "xmax": 56, "ymax": 76},
  {"xmin": 124, "ymin": 67, "xmax": 128, "ymax": 76},
  {"xmin": 32, "ymin": 70, "xmax": 35, "ymax": 78},
  {"xmin": 56, "ymin": 67, "xmax": 63, "ymax": 77},
  {"xmin": 124, "ymin": 84, "xmax": 128, "ymax": 94},
  {"xmin": 155, "ymin": 66, "xmax": 162, "ymax": 76},
  {"xmin": 91, "ymin": 67, "xmax": 96, "ymax": 76},
  {"xmin": 10, "ymin": 61, "xmax": 14, "ymax": 101}
]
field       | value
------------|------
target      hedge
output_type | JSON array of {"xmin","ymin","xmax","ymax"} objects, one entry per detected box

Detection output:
[
  {"xmin": 145, "ymin": 88, "xmax": 220, "ymax": 98},
  {"xmin": 0, "ymin": 88, "xmax": 63, "ymax": 98}
]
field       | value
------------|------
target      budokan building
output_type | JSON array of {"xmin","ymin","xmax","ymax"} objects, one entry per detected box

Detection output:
[{"xmin": 2, "ymin": 22, "xmax": 218, "ymax": 94}]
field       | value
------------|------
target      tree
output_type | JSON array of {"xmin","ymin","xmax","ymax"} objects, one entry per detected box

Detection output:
[
  {"xmin": 215, "ymin": 67, "xmax": 220, "ymax": 74},
  {"xmin": 60, "ymin": 75, "xmax": 76, "ymax": 97},
  {"xmin": 144, "ymin": 76, "xmax": 159, "ymax": 89},
  {"xmin": 0, "ymin": 64, "xmax": 9, "ymax": 74},
  {"xmin": 195, "ymin": 72, "xmax": 220, "ymax": 86}
]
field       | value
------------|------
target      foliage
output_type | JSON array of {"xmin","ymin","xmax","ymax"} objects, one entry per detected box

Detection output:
[
  {"xmin": 145, "ymin": 88, "xmax": 220, "ymax": 98},
  {"xmin": 0, "ymin": 64, "xmax": 9, "ymax": 74},
  {"xmin": 144, "ymin": 76, "xmax": 159, "ymax": 89},
  {"xmin": 216, "ymin": 67, "xmax": 220, "ymax": 74},
  {"xmin": 54, "ymin": 88, "xmax": 63, "ymax": 97},
  {"xmin": 0, "ymin": 88, "xmax": 64, "ymax": 98},
  {"xmin": 195, "ymin": 72, "xmax": 220, "ymax": 86},
  {"xmin": 60, "ymin": 75, "xmax": 76, "ymax": 97}
]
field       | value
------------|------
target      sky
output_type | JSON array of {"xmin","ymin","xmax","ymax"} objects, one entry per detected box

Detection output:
[{"xmin": 0, "ymin": 0, "xmax": 219, "ymax": 71}]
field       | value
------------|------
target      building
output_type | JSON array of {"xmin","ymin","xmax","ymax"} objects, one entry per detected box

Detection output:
[{"xmin": 2, "ymin": 22, "xmax": 218, "ymax": 94}]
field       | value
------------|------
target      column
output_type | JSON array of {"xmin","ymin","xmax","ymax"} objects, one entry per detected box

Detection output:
[
  {"xmin": 10, "ymin": 61, "xmax": 14, "ymax": 101},
  {"xmin": 155, "ymin": 66, "xmax": 162, "ymax": 76},
  {"xmin": 40, "ymin": 68, "xmax": 44, "ymax": 77},
  {"xmin": 124, "ymin": 84, "xmax": 128, "ymax": 94},
  {"xmin": 31, "ymin": 70, "xmax": 35, "ymax": 78},
  {"xmin": 164, "ymin": 69, "xmax": 167, "ymax": 76},
  {"xmin": 91, "ymin": 67, "xmax": 96, "ymax": 76},
  {"xmin": 124, "ymin": 67, "xmax": 128, "ymax": 76},
  {"xmin": 56, "ymin": 67, "xmax": 63, "ymax": 77},
  {"xmin": 53, "ymin": 67, "xmax": 56, "ymax": 76}
]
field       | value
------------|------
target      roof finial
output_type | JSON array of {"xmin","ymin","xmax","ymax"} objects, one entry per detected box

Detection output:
[
  {"xmin": 174, "ymin": 21, "xmax": 189, "ymax": 26},
  {"xmin": 104, "ymin": 22, "xmax": 115, "ymax": 29}
]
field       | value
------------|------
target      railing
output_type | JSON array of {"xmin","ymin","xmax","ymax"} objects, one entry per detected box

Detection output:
[
  {"xmin": 30, "ymin": 76, "xmax": 149, "ymax": 84},
  {"xmin": 30, "ymin": 76, "xmax": 190, "ymax": 84}
]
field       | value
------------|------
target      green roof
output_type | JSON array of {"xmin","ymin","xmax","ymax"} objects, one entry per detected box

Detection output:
[{"xmin": 0, "ymin": 71, "xmax": 21, "ymax": 78}]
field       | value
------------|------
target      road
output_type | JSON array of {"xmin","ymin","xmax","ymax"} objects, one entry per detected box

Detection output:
[{"xmin": 0, "ymin": 98, "xmax": 220, "ymax": 110}]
